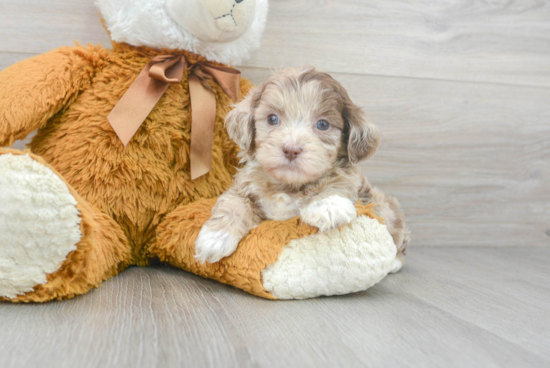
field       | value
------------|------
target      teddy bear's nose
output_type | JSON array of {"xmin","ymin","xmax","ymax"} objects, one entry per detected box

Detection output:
[{"xmin": 235, "ymin": 0, "xmax": 244, "ymax": 3}]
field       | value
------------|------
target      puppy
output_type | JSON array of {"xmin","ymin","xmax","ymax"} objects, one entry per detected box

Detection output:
[{"xmin": 195, "ymin": 66, "xmax": 409, "ymax": 271}]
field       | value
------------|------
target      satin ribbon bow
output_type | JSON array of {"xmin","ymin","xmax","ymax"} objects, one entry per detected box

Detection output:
[{"xmin": 107, "ymin": 54, "xmax": 241, "ymax": 180}]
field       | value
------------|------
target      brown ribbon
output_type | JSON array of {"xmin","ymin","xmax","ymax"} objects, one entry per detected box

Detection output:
[{"xmin": 107, "ymin": 55, "xmax": 241, "ymax": 180}]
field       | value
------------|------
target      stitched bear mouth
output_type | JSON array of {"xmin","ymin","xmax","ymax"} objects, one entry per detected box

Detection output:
[
  {"xmin": 214, "ymin": 1, "xmax": 239, "ymax": 30},
  {"xmin": 165, "ymin": 0, "xmax": 254, "ymax": 43}
]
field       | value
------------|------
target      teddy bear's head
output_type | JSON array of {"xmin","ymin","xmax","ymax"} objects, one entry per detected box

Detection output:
[{"xmin": 96, "ymin": 0, "xmax": 268, "ymax": 65}]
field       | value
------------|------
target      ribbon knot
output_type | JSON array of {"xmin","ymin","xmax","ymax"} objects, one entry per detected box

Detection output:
[{"xmin": 107, "ymin": 54, "xmax": 241, "ymax": 180}]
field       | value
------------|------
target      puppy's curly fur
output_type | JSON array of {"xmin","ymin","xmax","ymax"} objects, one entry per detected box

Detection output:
[{"xmin": 195, "ymin": 66, "xmax": 410, "ymax": 268}]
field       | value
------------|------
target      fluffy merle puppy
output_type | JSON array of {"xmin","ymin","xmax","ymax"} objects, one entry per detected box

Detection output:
[{"xmin": 195, "ymin": 66, "xmax": 409, "ymax": 271}]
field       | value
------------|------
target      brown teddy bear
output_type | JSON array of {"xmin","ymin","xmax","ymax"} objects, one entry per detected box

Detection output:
[{"xmin": 0, "ymin": 0, "xmax": 398, "ymax": 302}]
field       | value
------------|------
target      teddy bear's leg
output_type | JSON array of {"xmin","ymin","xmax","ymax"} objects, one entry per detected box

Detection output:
[
  {"xmin": 149, "ymin": 199, "xmax": 397, "ymax": 300},
  {"xmin": 0, "ymin": 149, "xmax": 131, "ymax": 302}
]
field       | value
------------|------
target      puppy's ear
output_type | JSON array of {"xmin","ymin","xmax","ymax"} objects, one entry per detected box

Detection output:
[
  {"xmin": 344, "ymin": 101, "xmax": 381, "ymax": 164},
  {"xmin": 225, "ymin": 87, "xmax": 262, "ymax": 152}
]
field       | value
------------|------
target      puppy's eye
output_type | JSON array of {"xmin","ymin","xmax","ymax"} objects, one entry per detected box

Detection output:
[
  {"xmin": 316, "ymin": 120, "xmax": 330, "ymax": 131},
  {"xmin": 267, "ymin": 114, "xmax": 279, "ymax": 126}
]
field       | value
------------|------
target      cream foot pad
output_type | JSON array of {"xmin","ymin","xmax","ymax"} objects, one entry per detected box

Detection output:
[
  {"xmin": 0, "ymin": 153, "xmax": 81, "ymax": 298},
  {"xmin": 262, "ymin": 216, "xmax": 396, "ymax": 299}
]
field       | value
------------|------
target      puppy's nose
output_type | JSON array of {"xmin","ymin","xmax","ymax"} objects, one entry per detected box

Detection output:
[{"xmin": 283, "ymin": 146, "xmax": 302, "ymax": 161}]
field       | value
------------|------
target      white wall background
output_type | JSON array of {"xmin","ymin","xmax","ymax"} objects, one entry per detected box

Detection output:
[{"xmin": 1, "ymin": 0, "xmax": 549, "ymax": 247}]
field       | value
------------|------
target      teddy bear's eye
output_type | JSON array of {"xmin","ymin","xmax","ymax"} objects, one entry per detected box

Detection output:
[
  {"xmin": 267, "ymin": 114, "xmax": 279, "ymax": 126},
  {"xmin": 316, "ymin": 120, "xmax": 330, "ymax": 131}
]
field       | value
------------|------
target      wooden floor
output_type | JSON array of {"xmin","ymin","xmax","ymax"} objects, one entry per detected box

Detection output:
[{"xmin": 0, "ymin": 246, "xmax": 548, "ymax": 368}]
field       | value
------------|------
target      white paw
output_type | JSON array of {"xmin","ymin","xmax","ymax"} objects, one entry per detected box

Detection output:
[
  {"xmin": 194, "ymin": 226, "xmax": 240, "ymax": 263},
  {"xmin": 0, "ymin": 153, "xmax": 81, "ymax": 298},
  {"xmin": 300, "ymin": 195, "xmax": 357, "ymax": 232}
]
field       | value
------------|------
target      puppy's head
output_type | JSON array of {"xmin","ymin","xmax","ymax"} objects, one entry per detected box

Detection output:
[{"xmin": 226, "ymin": 65, "xmax": 380, "ymax": 184}]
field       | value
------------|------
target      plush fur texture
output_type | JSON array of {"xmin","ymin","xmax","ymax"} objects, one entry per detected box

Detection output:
[
  {"xmin": 262, "ymin": 215, "xmax": 396, "ymax": 299},
  {"xmin": 0, "ymin": 153, "xmax": 81, "ymax": 298},
  {"xmin": 196, "ymin": 66, "xmax": 409, "ymax": 265},
  {"xmin": 97, "ymin": 0, "xmax": 268, "ymax": 65},
  {"xmin": 2, "ymin": 44, "xmax": 251, "ymax": 267}
]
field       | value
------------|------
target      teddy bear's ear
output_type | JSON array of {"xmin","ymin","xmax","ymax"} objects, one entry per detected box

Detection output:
[
  {"xmin": 343, "ymin": 99, "xmax": 381, "ymax": 164},
  {"xmin": 225, "ymin": 87, "xmax": 263, "ymax": 152}
]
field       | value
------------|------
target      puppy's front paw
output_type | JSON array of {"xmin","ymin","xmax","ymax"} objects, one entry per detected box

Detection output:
[
  {"xmin": 300, "ymin": 195, "xmax": 357, "ymax": 232},
  {"xmin": 194, "ymin": 226, "xmax": 240, "ymax": 263}
]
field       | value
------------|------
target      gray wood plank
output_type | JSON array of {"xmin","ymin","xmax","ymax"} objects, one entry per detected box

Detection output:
[
  {"xmin": 0, "ymin": 0, "xmax": 111, "ymax": 52},
  {"xmin": 493, "ymin": 246, "xmax": 550, "ymax": 270},
  {"xmin": 0, "ymin": 0, "xmax": 549, "ymax": 87},
  {"xmin": 389, "ymin": 247, "xmax": 550, "ymax": 360},
  {"xmin": 241, "ymin": 67, "xmax": 550, "ymax": 247},
  {"xmin": 6, "ymin": 131, "xmax": 35, "ymax": 151},
  {"xmin": 0, "ymin": 247, "xmax": 549, "ymax": 368},
  {"xmin": 243, "ymin": 0, "xmax": 550, "ymax": 87}
]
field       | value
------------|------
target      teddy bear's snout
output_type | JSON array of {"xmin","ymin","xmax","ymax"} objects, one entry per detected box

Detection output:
[
  {"xmin": 213, "ymin": 0, "xmax": 251, "ymax": 31},
  {"xmin": 215, "ymin": 12, "xmax": 239, "ymax": 31},
  {"xmin": 167, "ymin": 0, "xmax": 256, "ymax": 43}
]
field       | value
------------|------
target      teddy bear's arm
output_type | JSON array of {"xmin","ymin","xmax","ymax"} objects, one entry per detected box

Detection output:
[{"xmin": 0, "ymin": 45, "xmax": 106, "ymax": 147}]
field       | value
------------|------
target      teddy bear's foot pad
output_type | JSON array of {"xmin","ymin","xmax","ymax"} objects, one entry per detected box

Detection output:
[
  {"xmin": 261, "ymin": 216, "xmax": 397, "ymax": 299},
  {"xmin": 0, "ymin": 153, "xmax": 82, "ymax": 299}
]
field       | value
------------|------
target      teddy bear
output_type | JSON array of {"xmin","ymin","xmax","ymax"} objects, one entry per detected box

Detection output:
[{"xmin": 0, "ymin": 0, "xmax": 398, "ymax": 302}]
